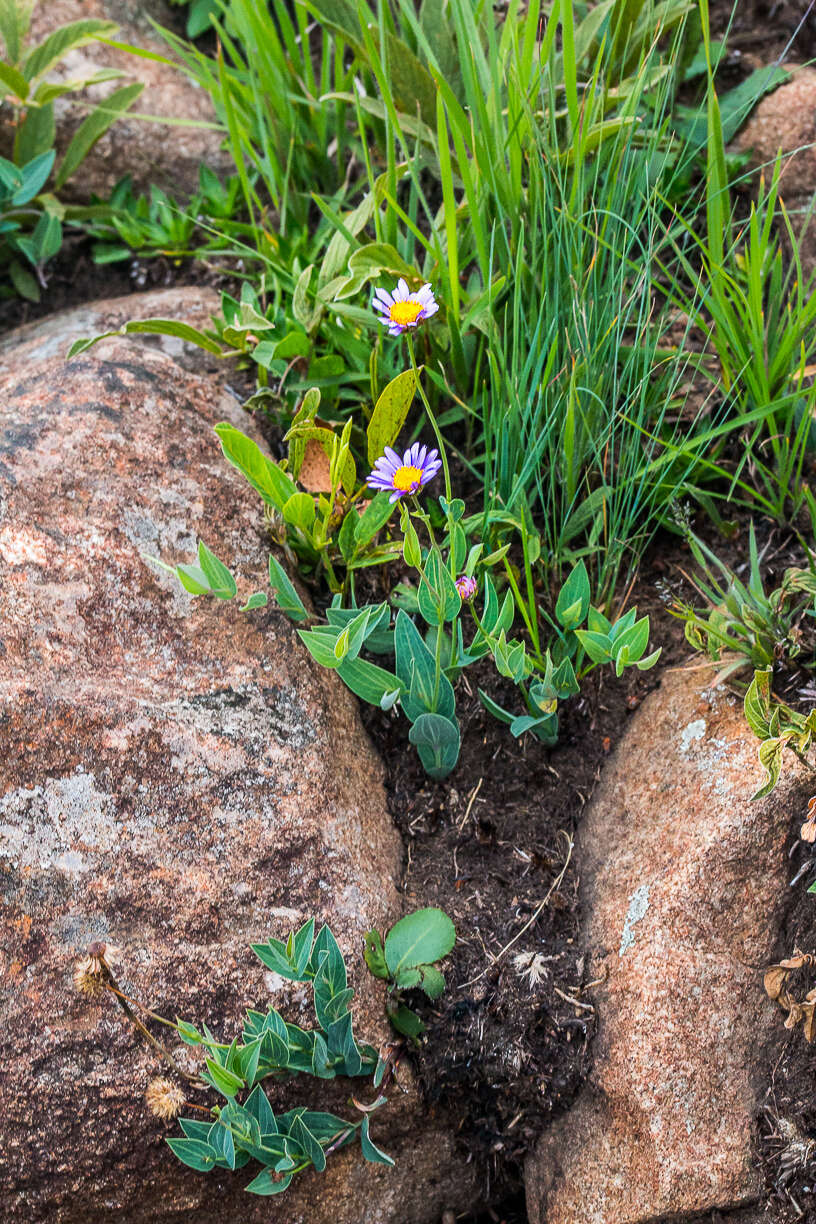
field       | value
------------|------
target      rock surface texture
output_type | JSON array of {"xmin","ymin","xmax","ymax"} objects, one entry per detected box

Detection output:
[
  {"xmin": 26, "ymin": 0, "xmax": 231, "ymax": 197},
  {"xmin": 0, "ymin": 291, "xmax": 475, "ymax": 1223},
  {"xmin": 735, "ymin": 66, "xmax": 816, "ymax": 275},
  {"xmin": 525, "ymin": 668, "xmax": 811, "ymax": 1224}
]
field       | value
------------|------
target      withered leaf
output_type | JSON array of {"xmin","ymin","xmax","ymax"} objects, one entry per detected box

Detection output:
[
  {"xmin": 298, "ymin": 438, "xmax": 332, "ymax": 493},
  {"xmin": 804, "ymin": 1002, "xmax": 816, "ymax": 1043},
  {"xmin": 765, "ymin": 965, "xmax": 794, "ymax": 1000}
]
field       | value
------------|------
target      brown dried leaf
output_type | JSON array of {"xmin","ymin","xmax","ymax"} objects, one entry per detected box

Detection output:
[
  {"xmin": 785, "ymin": 1001, "xmax": 804, "ymax": 1029},
  {"xmin": 765, "ymin": 965, "xmax": 793, "ymax": 1000},
  {"xmin": 803, "ymin": 1002, "xmax": 816, "ymax": 1043},
  {"xmin": 298, "ymin": 438, "xmax": 332, "ymax": 493}
]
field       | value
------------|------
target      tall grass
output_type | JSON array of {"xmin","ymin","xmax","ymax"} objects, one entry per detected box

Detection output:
[{"xmin": 150, "ymin": 0, "xmax": 813, "ymax": 612}]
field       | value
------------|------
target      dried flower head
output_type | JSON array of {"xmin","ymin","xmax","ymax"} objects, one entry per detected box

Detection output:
[
  {"xmin": 73, "ymin": 957, "xmax": 106, "ymax": 997},
  {"xmin": 802, "ymin": 795, "xmax": 816, "ymax": 842},
  {"xmin": 367, "ymin": 443, "xmax": 442, "ymax": 503},
  {"xmin": 372, "ymin": 279, "xmax": 439, "ymax": 336},
  {"xmin": 145, "ymin": 1077, "xmax": 186, "ymax": 1120},
  {"xmin": 455, "ymin": 574, "xmax": 477, "ymax": 601},
  {"xmin": 73, "ymin": 941, "xmax": 119, "ymax": 997},
  {"xmin": 513, "ymin": 950, "xmax": 550, "ymax": 990}
]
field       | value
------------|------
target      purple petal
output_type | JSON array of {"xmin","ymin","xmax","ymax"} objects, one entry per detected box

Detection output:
[
  {"xmin": 423, "ymin": 302, "xmax": 439, "ymax": 316},
  {"xmin": 396, "ymin": 277, "xmax": 409, "ymax": 298},
  {"xmin": 374, "ymin": 287, "xmax": 394, "ymax": 305},
  {"xmin": 388, "ymin": 489, "xmax": 405, "ymax": 503},
  {"xmin": 388, "ymin": 324, "xmax": 404, "ymax": 335},
  {"xmin": 372, "ymin": 298, "xmax": 390, "ymax": 314},
  {"xmin": 384, "ymin": 446, "xmax": 401, "ymax": 467}
]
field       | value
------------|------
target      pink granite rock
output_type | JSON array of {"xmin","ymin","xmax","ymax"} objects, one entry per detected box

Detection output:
[
  {"xmin": 525, "ymin": 668, "xmax": 811, "ymax": 1224},
  {"xmin": 735, "ymin": 66, "xmax": 816, "ymax": 277},
  {"xmin": 0, "ymin": 292, "xmax": 476, "ymax": 1223},
  {"xmin": 25, "ymin": 0, "xmax": 232, "ymax": 198}
]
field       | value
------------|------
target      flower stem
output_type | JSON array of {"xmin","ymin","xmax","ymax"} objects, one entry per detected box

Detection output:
[{"xmin": 406, "ymin": 335, "xmax": 452, "ymax": 505}]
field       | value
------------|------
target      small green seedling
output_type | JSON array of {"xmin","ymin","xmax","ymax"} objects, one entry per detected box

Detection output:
[{"xmin": 364, "ymin": 907, "xmax": 456, "ymax": 1041}]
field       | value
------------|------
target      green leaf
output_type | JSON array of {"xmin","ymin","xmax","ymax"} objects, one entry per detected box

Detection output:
[
  {"xmin": 363, "ymin": 929, "xmax": 388, "ymax": 978},
  {"xmin": 14, "ymin": 98, "xmax": 54, "ymax": 161},
  {"xmin": 348, "ymin": 241, "xmax": 416, "ymax": 280},
  {"xmin": 244, "ymin": 1085, "xmax": 278, "ymax": 1136},
  {"xmin": 8, "ymin": 258, "xmax": 40, "ymax": 301},
  {"xmin": 208, "ymin": 1117, "xmax": 236, "ymax": 1170},
  {"xmin": 386, "ymin": 998, "xmax": 426, "ymax": 1039},
  {"xmin": 610, "ymin": 616, "xmax": 650, "ymax": 665},
  {"xmin": 245, "ymin": 1163, "xmax": 295, "ymax": 1195},
  {"xmin": 419, "ymin": 964, "xmax": 446, "ymax": 999},
  {"xmin": 282, "ymin": 491, "xmax": 316, "ymax": 533},
  {"xmin": 268, "ymin": 556, "xmax": 309, "ymax": 621},
  {"xmin": 744, "ymin": 669, "xmax": 773, "ymax": 739},
  {"xmin": 292, "ymin": 917, "xmax": 316, "ymax": 974},
  {"xmin": 166, "ymin": 1138, "xmax": 217, "ymax": 1173},
  {"xmin": 395, "ymin": 609, "xmax": 454, "ymax": 720},
  {"xmin": 196, "ymin": 540, "xmax": 236, "ymax": 599},
  {"xmin": 23, "ymin": 19, "xmax": 119, "ymax": 81},
  {"xmin": 402, "ymin": 512, "xmax": 422, "ymax": 569},
  {"xmin": 336, "ymin": 655, "xmax": 404, "ymax": 706},
  {"xmin": 752, "ymin": 736, "xmax": 785, "ymax": 800},
  {"xmin": 366, "ymin": 369, "xmax": 417, "ymax": 465},
  {"xmin": 354, "ymin": 491, "xmax": 396, "ymax": 551},
  {"xmin": 290, "ymin": 1115, "xmax": 327, "ymax": 1171},
  {"xmin": 11, "ymin": 149, "xmax": 54, "ymax": 205},
  {"xmin": 417, "ymin": 550, "xmax": 461, "ymax": 626},
  {"xmin": 214, "ymin": 422, "xmax": 296, "ymax": 508},
  {"xmin": 203, "ymin": 1057, "xmax": 244, "ymax": 1098},
  {"xmin": 273, "ymin": 330, "xmax": 310, "ymax": 360},
  {"xmin": 175, "ymin": 1017, "xmax": 203, "ymax": 1046},
  {"xmin": 55, "ymin": 82, "xmax": 143, "ymax": 189},
  {"xmin": 478, "ymin": 688, "xmax": 516, "ymax": 726},
  {"xmin": 0, "ymin": 0, "xmax": 33, "ymax": 64},
  {"xmin": 68, "ymin": 316, "xmax": 222, "ymax": 360},
  {"xmin": 299, "ymin": 626, "xmax": 344, "ymax": 669},
  {"xmin": 574, "ymin": 629, "xmax": 612, "ymax": 665},
  {"xmin": 385, "ymin": 907, "xmax": 456, "ymax": 976},
  {"xmin": 555, "ymin": 561, "xmax": 591, "ymax": 630},
  {"xmin": 240, "ymin": 591, "xmax": 268, "ymax": 611},
  {"xmin": 293, "ymin": 263, "xmax": 322, "ymax": 332},
  {"xmin": 360, "ymin": 1115, "xmax": 395, "ymax": 1167}
]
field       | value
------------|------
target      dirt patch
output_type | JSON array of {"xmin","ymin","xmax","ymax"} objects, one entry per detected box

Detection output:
[
  {"xmin": 0, "ymin": 234, "xmax": 206, "ymax": 334},
  {"xmin": 752, "ymin": 844, "xmax": 816, "ymax": 1224},
  {"xmin": 711, "ymin": 0, "xmax": 816, "ymax": 63},
  {"xmin": 356, "ymin": 533, "xmax": 694, "ymax": 1210}
]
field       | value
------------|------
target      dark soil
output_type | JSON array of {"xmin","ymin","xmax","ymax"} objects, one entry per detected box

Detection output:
[
  {"xmin": 0, "ymin": 234, "xmax": 210, "ymax": 335},
  {"xmin": 711, "ymin": 0, "xmax": 816, "ymax": 63},
  {"xmin": 751, "ymin": 850, "xmax": 816, "ymax": 1223},
  {"xmin": 356, "ymin": 534, "xmax": 695, "ymax": 1217}
]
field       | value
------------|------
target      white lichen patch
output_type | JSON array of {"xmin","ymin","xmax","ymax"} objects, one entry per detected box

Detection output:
[
  {"xmin": 0, "ymin": 771, "xmax": 117, "ymax": 873},
  {"xmin": 619, "ymin": 884, "xmax": 650, "ymax": 956},
  {"xmin": 679, "ymin": 719, "xmax": 706, "ymax": 754}
]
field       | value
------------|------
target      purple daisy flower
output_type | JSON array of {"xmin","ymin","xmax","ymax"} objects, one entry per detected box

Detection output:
[
  {"xmin": 455, "ymin": 574, "xmax": 477, "ymax": 601},
  {"xmin": 367, "ymin": 442, "xmax": 442, "ymax": 503},
  {"xmin": 372, "ymin": 278, "xmax": 439, "ymax": 336}
]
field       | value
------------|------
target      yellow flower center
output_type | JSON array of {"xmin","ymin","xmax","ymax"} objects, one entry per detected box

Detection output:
[
  {"xmin": 389, "ymin": 299, "xmax": 424, "ymax": 326},
  {"xmin": 392, "ymin": 464, "xmax": 423, "ymax": 492}
]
